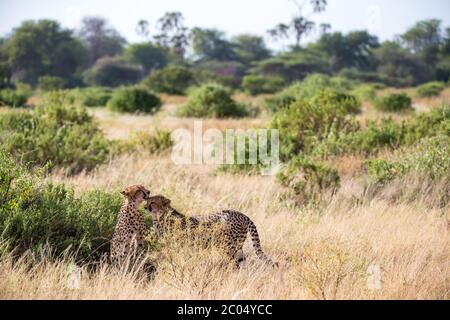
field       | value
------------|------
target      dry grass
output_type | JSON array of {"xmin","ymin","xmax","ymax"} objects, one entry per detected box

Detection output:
[
  {"xmin": 1, "ymin": 92, "xmax": 449, "ymax": 300},
  {"xmin": 2, "ymin": 150, "xmax": 446, "ymax": 300}
]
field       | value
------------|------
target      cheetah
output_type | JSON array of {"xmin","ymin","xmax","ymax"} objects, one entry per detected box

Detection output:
[
  {"xmin": 144, "ymin": 195, "xmax": 276, "ymax": 268},
  {"xmin": 110, "ymin": 185, "xmax": 154, "ymax": 274}
]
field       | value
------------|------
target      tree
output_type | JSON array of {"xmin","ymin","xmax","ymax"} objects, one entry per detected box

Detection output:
[
  {"xmin": 232, "ymin": 34, "xmax": 271, "ymax": 66},
  {"xmin": 374, "ymin": 41, "xmax": 433, "ymax": 87},
  {"xmin": 191, "ymin": 28, "xmax": 236, "ymax": 61},
  {"xmin": 401, "ymin": 19, "xmax": 443, "ymax": 66},
  {"xmin": 0, "ymin": 38, "xmax": 11, "ymax": 88},
  {"xmin": 6, "ymin": 19, "xmax": 87, "ymax": 85},
  {"xmin": 268, "ymin": 0, "xmax": 328, "ymax": 48},
  {"xmin": 154, "ymin": 12, "xmax": 189, "ymax": 59},
  {"xmin": 78, "ymin": 16, "xmax": 126, "ymax": 66},
  {"xmin": 83, "ymin": 57, "xmax": 142, "ymax": 87},
  {"xmin": 251, "ymin": 49, "xmax": 328, "ymax": 82},
  {"xmin": 123, "ymin": 43, "xmax": 167, "ymax": 74},
  {"xmin": 312, "ymin": 31, "xmax": 379, "ymax": 72},
  {"xmin": 136, "ymin": 20, "xmax": 150, "ymax": 40}
]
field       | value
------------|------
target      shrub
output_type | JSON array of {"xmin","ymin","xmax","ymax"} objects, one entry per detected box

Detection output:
[
  {"xmin": 312, "ymin": 105, "xmax": 450, "ymax": 159},
  {"xmin": 0, "ymin": 92, "xmax": 111, "ymax": 174},
  {"xmin": 241, "ymin": 75, "xmax": 285, "ymax": 95},
  {"xmin": 107, "ymin": 87, "xmax": 161, "ymax": 113},
  {"xmin": 215, "ymin": 132, "xmax": 277, "ymax": 175},
  {"xmin": 365, "ymin": 135, "xmax": 450, "ymax": 184},
  {"xmin": 128, "ymin": 129, "xmax": 173, "ymax": 154},
  {"xmin": 374, "ymin": 93, "xmax": 412, "ymax": 112},
  {"xmin": 417, "ymin": 81, "xmax": 446, "ymax": 98},
  {"xmin": 0, "ymin": 89, "xmax": 29, "ymax": 107},
  {"xmin": 143, "ymin": 65, "xmax": 195, "ymax": 95},
  {"xmin": 83, "ymin": 57, "xmax": 143, "ymax": 87},
  {"xmin": 177, "ymin": 83, "xmax": 249, "ymax": 118},
  {"xmin": 68, "ymin": 87, "xmax": 113, "ymax": 107},
  {"xmin": 0, "ymin": 149, "xmax": 122, "ymax": 263},
  {"xmin": 277, "ymin": 156, "xmax": 340, "ymax": 202},
  {"xmin": 266, "ymin": 74, "xmax": 356, "ymax": 112},
  {"xmin": 271, "ymin": 92, "xmax": 360, "ymax": 160},
  {"xmin": 37, "ymin": 75, "xmax": 65, "ymax": 91},
  {"xmin": 352, "ymin": 84, "xmax": 383, "ymax": 101}
]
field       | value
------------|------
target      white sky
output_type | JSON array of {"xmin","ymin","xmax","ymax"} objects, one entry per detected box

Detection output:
[{"xmin": 0, "ymin": 0, "xmax": 449, "ymax": 49}]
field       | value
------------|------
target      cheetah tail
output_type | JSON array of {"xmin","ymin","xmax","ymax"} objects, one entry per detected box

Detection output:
[{"xmin": 248, "ymin": 219, "xmax": 276, "ymax": 267}]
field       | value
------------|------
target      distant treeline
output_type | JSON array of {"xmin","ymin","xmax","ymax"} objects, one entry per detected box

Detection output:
[{"xmin": 0, "ymin": 10, "xmax": 449, "ymax": 91}]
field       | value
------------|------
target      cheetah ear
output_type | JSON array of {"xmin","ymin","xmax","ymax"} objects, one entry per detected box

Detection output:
[
  {"xmin": 121, "ymin": 186, "xmax": 132, "ymax": 197},
  {"xmin": 164, "ymin": 198, "xmax": 171, "ymax": 206}
]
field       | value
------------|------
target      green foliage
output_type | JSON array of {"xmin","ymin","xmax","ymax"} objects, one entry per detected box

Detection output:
[
  {"xmin": 0, "ymin": 89, "xmax": 30, "ymax": 107},
  {"xmin": 374, "ymin": 92, "xmax": 412, "ymax": 112},
  {"xmin": 67, "ymin": 87, "xmax": 113, "ymax": 107},
  {"xmin": 83, "ymin": 57, "xmax": 143, "ymax": 87},
  {"xmin": 241, "ymin": 75, "xmax": 285, "ymax": 95},
  {"xmin": 312, "ymin": 105, "xmax": 450, "ymax": 158},
  {"xmin": 123, "ymin": 42, "xmax": 167, "ymax": 73},
  {"xmin": 373, "ymin": 41, "xmax": 434, "ymax": 87},
  {"xmin": 417, "ymin": 81, "xmax": 446, "ymax": 97},
  {"xmin": 128, "ymin": 129, "xmax": 173, "ymax": 154},
  {"xmin": 177, "ymin": 83, "xmax": 249, "ymax": 118},
  {"xmin": 38, "ymin": 75, "xmax": 65, "ymax": 91},
  {"xmin": 251, "ymin": 49, "xmax": 328, "ymax": 83},
  {"xmin": 0, "ymin": 149, "xmax": 121, "ymax": 262},
  {"xmin": 107, "ymin": 87, "xmax": 161, "ymax": 113},
  {"xmin": 271, "ymin": 91, "xmax": 360, "ymax": 160},
  {"xmin": 215, "ymin": 132, "xmax": 276, "ymax": 175},
  {"xmin": 231, "ymin": 34, "xmax": 270, "ymax": 66},
  {"xmin": 352, "ymin": 83, "xmax": 384, "ymax": 101},
  {"xmin": 191, "ymin": 28, "xmax": 236, "ymax": 61},
  {"xmin": 365, "ymin": 135, "xmax": 450, "ymax": 184},
  {"xmin": 266, "ymin": 74, "xmax": 356, "ymax": 112},
  {"xmin": 194, "ymin": 60, "xmax": 245, "ymax": 88},
  {"xmin": 6, "ymin": 19, "xmax": 88, "ymax": 85},
  {"xmin": 0, "ymin": 92, "xmax": 111, "ymax": 174},
  {"xmin": 277, "ymin": 156, "xmax": 340, "ymax": 202},
  {"xmin": 143, "ymin": 65, "xmax": 195, "ymax": 95}
]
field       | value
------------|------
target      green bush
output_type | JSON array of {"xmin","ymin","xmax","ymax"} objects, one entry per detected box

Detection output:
[
  {"xmin": 107, "ymin": 87, "xmax": 161, "ymax": 113},
  {"xmin": 352, "ymin": 83, "xmax": 384, "ymax": 101},
  {"xmin": 215, "ymin": 132, "xmax": 277, "ymax": 175},
  {"xmin": 177, "ymin": 83, "xmax": 249, "ymax": 118},
  {"xmin": 417, "ymin": 81, "xmax": 446, "ymax": 98},
  {"xmin": 266, "ymin": 74, "xmax": 356, "ymax": 112},
  {"xmin": 271, "ymin": 92, "xmax": 360, "ymax": 160},
  {"xmin": 0, "ymin": 89, "xmax": 30, "ymax": 107},
  {"xmin": 365, "ymin": 135, "xmax": 450, "ymax": 184},
  {"xmin": 0, "ymin": 149, "xmax": 122, "ymax": 262},
  {"xmin": 312, "ymin": 105, "xmax": 450, "ymax": 158},
  {"xmin": 0, "ymin": 92, "xmax": 111, "ymax": 174},
  {"xmin": 83, "ymin": 57, "xmax": 143, "ymax": 87},
  {"xmin": 128, "ymin": 129, "xmax": 173, "ymax": 154},
  {"xmin": 277, "ymin": 156, "xmax": 340, "ymax": 202},
  {"xmin": 143, "ymin": 65, "xmax": 195, "ymax": 95},
  {"xmin": 67, "ymin": 87, "xmax": 113, "ymax": 107},
  {"xmin": 38, "ymin": 75, "xmax": 65, "ymax": 91},
  {"xmin": 241, "ymin": 75, "xmax": 285, "ymax": 95},
  {"xmin": 374, "ymin": 93, "xmax": 412, "ymax": 112}
]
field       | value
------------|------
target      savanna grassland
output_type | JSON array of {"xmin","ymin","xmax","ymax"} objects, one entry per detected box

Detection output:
[{"xmin": 0, "ymin": 82, "xmax": 449, "ymax": 300}]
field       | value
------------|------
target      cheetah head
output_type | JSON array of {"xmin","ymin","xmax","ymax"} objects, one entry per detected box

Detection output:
[
  {"xmin": 144, "ymin": 195, "xmax": 171, "ymax": 213},
  {"xmin": 121, "ymin": 185, "xmax": 150, "ymax": 205}
]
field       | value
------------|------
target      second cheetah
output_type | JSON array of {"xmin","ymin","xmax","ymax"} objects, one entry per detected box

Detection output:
[{"xmin": 144, "ymin": 195, "xmax": 276, "ymax": 267}]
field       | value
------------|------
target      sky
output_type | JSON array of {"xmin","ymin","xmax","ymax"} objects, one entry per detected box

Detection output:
[{"xmin": 0, "ymin": 0, "xmax": 449, "ymax": 49}]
